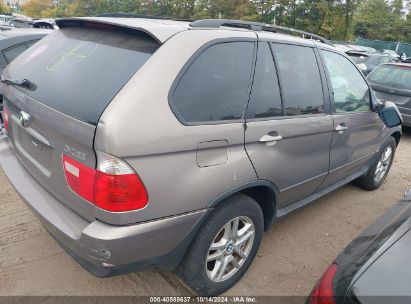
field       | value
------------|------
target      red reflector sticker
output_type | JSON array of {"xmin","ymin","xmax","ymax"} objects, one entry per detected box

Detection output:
[
  {"xmin": 3, "ymin": 106, "xmax": 9, "ymax": 132},
  {"xmin": 64, "ymin": 161, "xmax": 80, "ymax": 177},
  {"xmin": 63, "ymin": 155, "xmax": 95, "ymax": 202},
  {"xmin": 62, "ymin": 153, "xmax": 149, "ymax": 212}
]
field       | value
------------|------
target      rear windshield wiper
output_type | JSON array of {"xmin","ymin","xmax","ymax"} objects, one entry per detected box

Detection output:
[{"xmin": 1, "ymin": 78, "xmax": 36, "ymax": 90}]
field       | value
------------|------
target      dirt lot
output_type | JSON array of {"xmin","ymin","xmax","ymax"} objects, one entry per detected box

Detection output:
[{"xmin": 1, "ymin": 129, "xmax": 410, "ymax": 297}]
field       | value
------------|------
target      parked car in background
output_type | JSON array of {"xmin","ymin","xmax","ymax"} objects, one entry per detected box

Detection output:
[
  {"xmin": 308, "ymin": 190, "xmax": 411, "ymax": 304},
  {"xmin": 0, "ymin": 28, "xmax": 51, "ymax": 122},
  {"xmin": 10, "ymin": 17, "xmax": 33, "ymax": 28},
  {"xmin": 8, "ymin": 18, "xmax": 58, "ymax": 30},
  {"xmin": 334, "ymin": 44, "xmax": 352, "ymax": 53},
  {"xmin": 400, "ymin": 53, "xmax": 408, "ymax": 61},
  {"xmin": 347, "ymin": 44, "xmax": 376, "ymax": 53},
  {"xmin": 0, "ymin": 15, "xmax": 12, "ymax": 27},
  {"xmin": 30, "ymin": 19, "xmax": 58, "ymax": 30},
  {"xmin": 368, "ymin": 63, "xmax": 411, "ymax": 127},
  {"xmin": 381, "ymin": 49, "xmax": 400, "ymax": 60},
  {"xmin": 348, "ymin": 51, "xmax": 391, "ymax": 75},
  {"xmin": 0, "ymin": 17, "xmax": 402, "ymax": 296}
]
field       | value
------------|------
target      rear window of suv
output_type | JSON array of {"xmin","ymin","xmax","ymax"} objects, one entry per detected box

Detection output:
[
  {"xmin": 5, "ymin": 27, "xmax": 159, "ymax": 124},
  {"xmin": 369, "ymin": 64, "xmax": 411, "ymax": 90}
]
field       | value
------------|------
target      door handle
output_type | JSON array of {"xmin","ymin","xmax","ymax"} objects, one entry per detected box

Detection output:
[
  {"xmin": 260, "ymin": 133, "xmax": 283, "ymax": 145},
  {"xmin": 335, "ymin": 124, "xmax": 349, "ymax": 133}
]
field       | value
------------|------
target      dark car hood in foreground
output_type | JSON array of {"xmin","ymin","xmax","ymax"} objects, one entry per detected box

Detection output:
[
  {"xmin": 332, "ymin": 192, "xmax": 411, "ymax": 304},
  {"xmin": 352, "ymin": 229, "xmax": 411, "ymax": 303}
]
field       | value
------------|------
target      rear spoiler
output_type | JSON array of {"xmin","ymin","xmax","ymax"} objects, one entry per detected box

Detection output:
[
  {"xmin": 56, "ymin": 18, "xmax": 161, "ymax": 44},
  {"xmin": 56, "ymin": 17, "xmax": 187, "ymax": 44}
]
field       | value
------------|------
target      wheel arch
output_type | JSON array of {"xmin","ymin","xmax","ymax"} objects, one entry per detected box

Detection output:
[{"xmin": 208, "ymin": 181, "xmax": 278, "ymax": 231}]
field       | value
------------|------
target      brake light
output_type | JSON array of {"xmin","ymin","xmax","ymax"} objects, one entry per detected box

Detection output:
[
  {"xmin": 85, "ymin": 21, "xmax": 114, "ymax": 30},
  {"xmin": 63, "ymin": 152, "xmax": 148, "ymax": 212},
  {"xmin": 309, "ymin": 263, "xmax": 338, "ymax": 304},
  {"xmin": 2, "ymin": 105, "xmax": 9, "ymax": 132}
]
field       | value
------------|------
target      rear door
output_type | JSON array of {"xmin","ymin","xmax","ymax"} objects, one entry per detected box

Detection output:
[
  {"xmin": 318, "ymin": 49, "xmax": 385, "ymax": 189},
  {"xmin": 2, "ymin": 25, "xmax": 159, "ymax": 221},
  {"xmin": 245, "ymin": 41, "xmax": 333, "ymax": 211}
]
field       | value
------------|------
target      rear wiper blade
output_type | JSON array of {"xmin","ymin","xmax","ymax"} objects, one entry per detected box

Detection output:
[{"xmin": 1, "ymin": 78, "xmax": 36, "ymax": 90}]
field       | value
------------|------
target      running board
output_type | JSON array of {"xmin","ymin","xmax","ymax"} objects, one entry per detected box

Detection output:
[{"xmin": 276, "ymin": 167, "xmax": 369, "ymax": 218}]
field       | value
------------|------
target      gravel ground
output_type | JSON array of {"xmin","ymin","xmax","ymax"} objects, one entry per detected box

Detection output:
[{"xmin": 0, "ymin": 129, "xmax": 410, "ymax": 297}]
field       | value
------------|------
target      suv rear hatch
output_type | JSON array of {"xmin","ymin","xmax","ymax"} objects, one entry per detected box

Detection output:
[
  {"xmin": 368, "ymin": 64, "xmax": 411, "ymax": 107},
  {"xmin": 2, "ymin": 22, "xmax": 160, "ymax": 222}
]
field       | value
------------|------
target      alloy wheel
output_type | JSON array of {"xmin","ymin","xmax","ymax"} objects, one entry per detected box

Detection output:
[
  {"xmin": 374, "ymin": 146, "xmax": 393, "ymax": 183},
  {"xmin": 206, "ymin": 216, "xmax": 255, "ymax": 283}
]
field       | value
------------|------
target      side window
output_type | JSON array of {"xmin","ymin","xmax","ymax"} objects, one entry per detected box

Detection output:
[
  {"xmin": 3, "ymin": 43, "xmax": 28, "ymax": 63},
  {"xmin": 172, "ymin": 42, "xmax": 255, "ymax": 123},
  {"xmin": 247, "ymin": 42, "xmax": 282, "ymax": 119},
  {"xmin": 25, "ymin": 40, "xmax": 39, "ymax": 48},
  {"xmin": 321, "ymin": 50, "xmax": 370, "ymax": 113},
  {"xmin": 0, "ymin": 53, "xmax": 7, "ymax": 67},
  {"xmin": 272, "ymin": 44, "xmax": 325, "ymax": 116}
]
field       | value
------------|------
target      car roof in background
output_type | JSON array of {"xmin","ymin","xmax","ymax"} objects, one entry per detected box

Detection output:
[
  {"xmin": 347, "ymin": 51, "xmax": 388, "ymax": 57},
  {"xmin": 381, "ymin": 62, "xmax": 411, "ymax": 67},
  {"xmin": 347, "ymin": 51, "xmax": 370, "ymax": 56},
  {"xmin": 0, "ymin": 27, "xmax": 52, "ymax": 38}
]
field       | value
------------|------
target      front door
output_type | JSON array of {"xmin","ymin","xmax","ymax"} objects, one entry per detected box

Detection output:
[{"xmin": 318, "ymin": 49, "xmax": 385, "ymax": 189}]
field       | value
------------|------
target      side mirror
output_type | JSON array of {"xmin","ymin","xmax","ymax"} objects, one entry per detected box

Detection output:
[
  {"xmin": 378, "ymin": 101, "xmax": 402, "ymax": 128},
  {"xmin": 370, "ymin": 90, "xmax": 383, "ymax": 111}
]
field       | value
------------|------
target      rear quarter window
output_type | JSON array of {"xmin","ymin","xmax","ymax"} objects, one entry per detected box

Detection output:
[
  {"xmin": 171, "ymin": 41, "xmax": 255, "ymax": 124},
  {"xmin": 0, "ymin": 52, "xmax": 6, "ymax": 67},
  {"xmin": 5, "ymin": 27, "xmax": 159, "ymax": 124},
  {"xmin": 3, "ymin": 43, "xmax": 27, "ymax": 63}
]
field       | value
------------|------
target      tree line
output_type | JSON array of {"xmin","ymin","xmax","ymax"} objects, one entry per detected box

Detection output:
[{"xmin": 8, "ymin": 0, "xmax": 411, "ymax": 42}]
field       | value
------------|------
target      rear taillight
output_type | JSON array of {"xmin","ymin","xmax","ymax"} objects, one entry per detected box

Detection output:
[
  {"xmin": 2, "ymin": 105, "xmax": 9, "ymax": 132},
  {"xmin": 94, "ymin": 152, "xmax": 148, "ymax": 212},
  {"xmin": 309, "ymin": 263, "xmax": 338, "ymax": 304},
  {"xmin": 63, "ymin": 152, "xmax": 148, "ymax": 212},
  {"xmin": 63, "ymin": 155, "xmax": 95, "ymax": 202}
]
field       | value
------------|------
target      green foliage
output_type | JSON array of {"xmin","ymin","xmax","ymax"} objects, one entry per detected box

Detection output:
[
  {"xmin": 19, "ymin": 0, "xmax": 411, "ymax": 42},
  {"xmin": 354, "ymin": 0, "xmax": 410, "ymax": 42},
  {"xmin": 0, "ymin": 2, "xmax": 10, "ymax": 14}
]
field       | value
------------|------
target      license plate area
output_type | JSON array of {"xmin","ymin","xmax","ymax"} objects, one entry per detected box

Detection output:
[{"xmin": 13, "ymin": 122, "xmax": 53, "ymax": 177}]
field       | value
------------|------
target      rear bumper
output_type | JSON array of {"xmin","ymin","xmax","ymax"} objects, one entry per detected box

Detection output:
[{"xmin": 0, "ymin": 137, "xmax": 207, "ymax": 276}]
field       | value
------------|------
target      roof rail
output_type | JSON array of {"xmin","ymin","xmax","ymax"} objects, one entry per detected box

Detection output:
[{"xmin": 190, "ymin": 19, "xmax": 334, "ymax": 47}]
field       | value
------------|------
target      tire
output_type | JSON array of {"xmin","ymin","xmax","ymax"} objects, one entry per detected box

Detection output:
[
  {"xmin": 356, "ymin": 137, "xmax": 396, "ymax": 191},
  {"xmin": 177, "ymin": 193, "xmax": 264, "ymax": 296}
]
